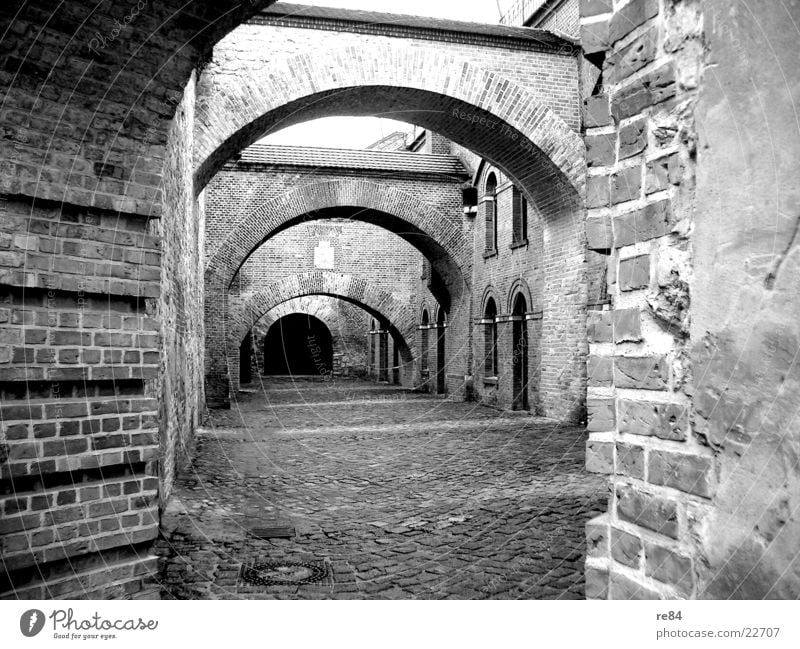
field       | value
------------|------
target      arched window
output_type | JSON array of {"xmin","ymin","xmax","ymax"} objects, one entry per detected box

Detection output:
[
  {"xmin": 484, "ymin": 172, "xmax": 497, "ymax": 253},
  {"xmin": 420, "ymin": 309, "xmax": 430, "ymax": 373},
  {"xmin": 512, "ymin": 187, "xmax": 528, "ymax": 245},
  {"xmin": 484, "ymin": 297, "xmax": 498, "ymax": 377}
]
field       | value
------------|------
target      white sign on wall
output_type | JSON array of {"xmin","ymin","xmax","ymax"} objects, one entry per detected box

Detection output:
[{"xmin": 314, "ymin": 240, "xmax": 335, "ymax": 269}]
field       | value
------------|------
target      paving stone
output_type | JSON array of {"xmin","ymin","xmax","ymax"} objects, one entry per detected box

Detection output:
[{"xmin": 157, "ymin": 379, "xmax": 605, "ymax": 599}]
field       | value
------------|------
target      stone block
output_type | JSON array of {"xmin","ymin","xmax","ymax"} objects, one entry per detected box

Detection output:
[
  {"xmin": 615, "ymin": 355, "xmax": 668, "ymax": 390},
  {"xmin": 585, "ymin": 566, "xmax": 609, "ymax": 599},
  {"xmin": 649, "ymin": 450, "xmax": 714, "ymax": 498},
  {"xmin": 586, "ymin": 214, "xmax": 613, "ymax": 250},
  {"xmin": 606, "ymin": 28, "xmax": 659, "ymax": 85},
  {"xmin": 580, "ymin": 0, "xmax": 612, "ymax": 18},
  {"xmin": 614, "ymin": 200, "xmax": 674, "ymax": 247},
  {"xmin": 618, "ymin": 400, "xmax": 688, "ymax": 441},
  {"xmin": 581, "ymin": 19, "xmax": 610, "ymax": 55},
  {"xmin": 619, "ymin": 117, "xmax": 648, "ymax": 159},
  {"xmin": 619, "ymin": 255, "xmax": 650, "ymax": 291},
  {"xmin": 613, "ymin": 308, "xmax": 642, "ymax": 343},
  {"xmin": 587, "ymin": 310, "xmax": 613, "ymax": 342},
  {"xmin": 611, "ymin": 527, "xmax": 642, "ymax": 567},
  {"xmin": 586, "ymin": 133, "xmax": 616, "ymax": 167},
  {"xmin": 608, "ymin": 0, "xmax": 659, "ymax": 43},
  {"xmin": 586, "ymin": 439, "xmax": 615, "ymax": 473},
  {"xmin": 588, "ymin": 355, "xmax": 614, "ymax": 387},
  {"xmin": 586, "ymin": 515, "xmax": 610, "ymax": 558},
  {"xmin": 612, "ymin": 63, "xmax": 677, "ymax": 121},
  {"xmin": 616, "ymin": 484, "xmax": 679, "ymax": 539},
  {"xmin": 584, "ymin": 94, "xmax": 612, "ymax": 128},
  {"xmin": 645, "ymin": 543, "xmax": 694, "ymax": 596},
  {"xmin": 609, "ymin": 570, "xmax": 663, "ymax": 599},
  {"xmin": 646, "ymin": 154, "xmax": 681, "ymax": 193},
  {"xmin": 587, "ymin": 174, "xmax": 610, "ymax": 208},
  {"xmin": 616, "ymin": 442, "xmax": 645, "ymax": 480},
  {"xmin": 611, "ymin": 165, "xmax": 643, "ymax": 204},
  {"xmin": 588, "ymin": 399, "xmax": 616, "ymax": 433}
]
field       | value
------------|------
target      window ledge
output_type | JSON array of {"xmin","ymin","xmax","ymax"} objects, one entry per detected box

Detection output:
[
  {"xmin": 483, "ymin": 249, "xmax": 498, "ymax": 260},
  {"xmin": 483, "ymin": 376, "xmax": 498, "ymax": 386},
  {"xmin": 510, "ymin": 238, "xmax": 528, "ymax": 250}
]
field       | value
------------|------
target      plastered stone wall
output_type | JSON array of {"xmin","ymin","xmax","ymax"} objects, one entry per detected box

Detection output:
[{"xmin": 690, "ymin": 0, "xmax": 800, "ymax": 598}]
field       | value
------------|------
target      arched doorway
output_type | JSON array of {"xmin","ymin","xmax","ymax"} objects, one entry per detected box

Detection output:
[
  {"xmin": 512, "ymin": 294, "xmax": 529, "ymax": 411},
  {"xmin": 239, "ymin": 332, "xmax": 253, "ymax": 384},
  {"xmin": 436, "ymin": 308, "xmax": 447, "ymax": 395},
  {"xmin": 263, "ymin": 313, "xmax": 333, "ymax": 376}
]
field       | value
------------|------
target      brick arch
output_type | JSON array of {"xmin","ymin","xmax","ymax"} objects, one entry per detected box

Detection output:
[
  {"xmin": 507, "ymin": 278, "xmax": 534, "ymax": 314},
  {"xmin": 228, "ymin": 271, "xmax": 415, "ymax": 363},
  {"xmin": 204, "ymin": 179, "xmax": 471, "ymax": 306},
  {"xmin": 195, "ymin": 42, "xmax": 585, "ymax": 215}
]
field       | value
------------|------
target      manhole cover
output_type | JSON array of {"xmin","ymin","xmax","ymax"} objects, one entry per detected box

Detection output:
[{"xmin": 240, "ymin": 561, "xmax": 328, "ymax": 586}]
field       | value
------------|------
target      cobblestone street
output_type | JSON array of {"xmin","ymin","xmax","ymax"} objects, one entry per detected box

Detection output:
[{"xmin": 157, "ymin": 378, "xmax": 606, "ymax": 599}]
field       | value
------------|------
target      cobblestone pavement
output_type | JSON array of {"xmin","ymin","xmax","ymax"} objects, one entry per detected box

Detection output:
[{"xmin": 157, "ymin": 377, "xmax": 606, "ymax": 599}]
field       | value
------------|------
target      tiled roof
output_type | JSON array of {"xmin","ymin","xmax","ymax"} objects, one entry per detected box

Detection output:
[
  {"xmin": 236, "ymin": 144, "xmax": 469, "ymax": 177},
  {"xmin": 261, "ymin": 3, "xmax": 575, "ymax": 47}
]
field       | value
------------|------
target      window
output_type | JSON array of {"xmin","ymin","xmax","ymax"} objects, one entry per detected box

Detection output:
[
  {"xmin": 484, "ymin": 173, "xmax": 497, "ymax": 253},
  {"xmin": 512, "ymin": 188, "xmax": 528, "ymax": 245},
  {"xmin": 421, "ymin": 309, "xmax": 430, "ymax": 373},
  {"xmin": 484, "ymin": 298, "xmax": 498, "ymax": 377}
]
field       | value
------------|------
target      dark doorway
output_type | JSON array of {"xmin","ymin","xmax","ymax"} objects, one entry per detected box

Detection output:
[
  {"xmin": 239, "ymin": 332, "xmax": 253, "ymax": 384},
  {"xmin": 392, "ymin": 342, "xmax": 400, "ymax": 385},
  {"xmin": 379, "ymin": 331, "xmax": 389, "ymax": 382},
  {"xmin": 436, "ymin": 308, "xmax": 446, "ymax": 395},
  {"xmin": 263, "ymin": 314, "xmax": 333, "ymax": 376},
  {"xmin": 512, "ymin": 294, "xmax": 529, "ymax": 411}
]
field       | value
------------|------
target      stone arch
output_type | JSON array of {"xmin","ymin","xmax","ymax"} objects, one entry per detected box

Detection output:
[
  {"xmin": 205, "ymin": 179, "xmax": 470, "ymax": 307},
  {"xmin": 481, "ymin": 286, "xmax": 500, "ymax": 314},
  {"xmin": 251, "ymin": 296, "xmax": 370, "ymax": 377},
  {"xmin": 194, "ymin": 43, "xmax": 586, "ymax": 214},
  {"xmin": 222, "ymin": 272, "xmax": 416, "ymax": 392},
  {"xmin": 507, "ymin": 278, "xmax": 534, "ymax": 314},
  {"xmin": 230, "ymin": 271, "xmax": 415, "ymax": 350},
  {"xmin": 200, "ymin": 43, "xmax": 588, "ymax": 421}
]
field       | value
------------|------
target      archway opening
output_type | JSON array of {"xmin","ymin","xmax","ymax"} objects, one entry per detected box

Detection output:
[
  {"xmin": 240, "ymin": 332, "xmax": 253, "ymax": 384},
  {"xmin": 263, "ymin": 313, "xmax": 334, "ymax": 376},
  {"xmin": 512, "ymin": 294, "xmax": 529, "ymax": 411}
]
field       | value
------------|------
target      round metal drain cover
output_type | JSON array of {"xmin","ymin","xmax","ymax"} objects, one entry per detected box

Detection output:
[{"xmin": 241, "ymin": 561, "xmax": 328, "ymax": 586}]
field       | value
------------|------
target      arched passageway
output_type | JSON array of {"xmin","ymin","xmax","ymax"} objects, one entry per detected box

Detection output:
[
  {"xmin": 198, "ymin": 33, "xmax": 587, "ymax": 421},
  {"xmin": 263, "ymin": 314, "xmax": 334, "ymax": 376},
  {"xmin": 225, "ymin": 271, "xmax": 416, "ymax": 393},
  {"xmin": 205, "ymin": 182, "xmax": 469, "ymax": 405}
]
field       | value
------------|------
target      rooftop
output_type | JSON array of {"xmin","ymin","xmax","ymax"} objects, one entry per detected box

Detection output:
[
  {"xmin": 233, "ymin": 144, "xmax": 469, "ymax": 178},
  {"xmin": 257, "ymin": 3, "xmax": 577, "ymax": 49}
]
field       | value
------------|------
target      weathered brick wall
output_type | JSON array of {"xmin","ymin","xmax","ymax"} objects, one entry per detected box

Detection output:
[
  {"xmin": 0, "ymin": 198, "xmax": 161, "ymax": 599},
  {"xmin": 0, "ymin": 1, "xmax": 275, "ymax": 217}
]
